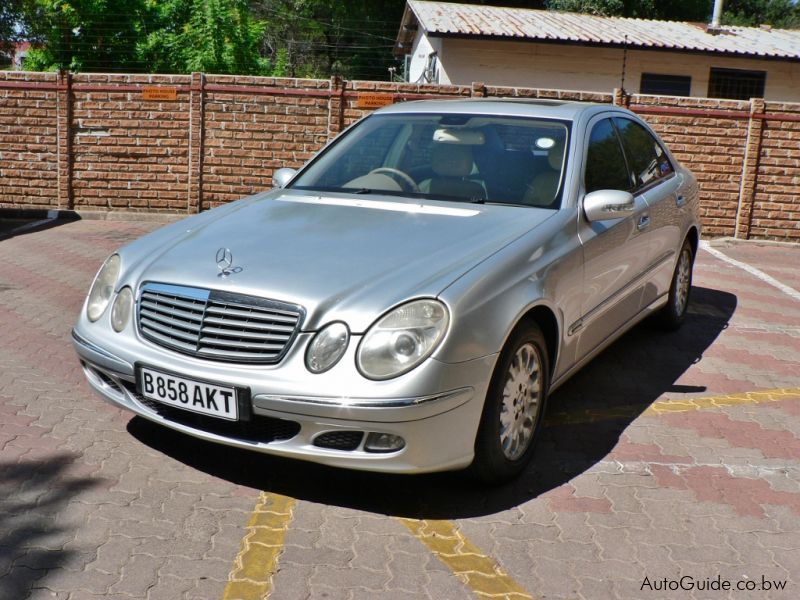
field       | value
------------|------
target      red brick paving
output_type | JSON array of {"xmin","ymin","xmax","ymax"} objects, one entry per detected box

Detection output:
[{"xmin": 1, "ymin": 219, "xmax": 799, "ymax": 599}]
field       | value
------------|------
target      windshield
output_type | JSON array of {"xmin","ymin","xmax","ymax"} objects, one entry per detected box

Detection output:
[{"xmin": 290, "ymin": 113, "xmax": 570, "ymax": 208}]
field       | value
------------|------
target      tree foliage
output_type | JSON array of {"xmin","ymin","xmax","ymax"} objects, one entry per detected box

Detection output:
[
  {"xmin": 11, "ymin": 0, "xmax": 799, "ymax": 76},
  {"xmin": 545, "ymin": 0, "xmax": 800, "ymax": 26},
  {"xmin": 250, "ymin": 1, "xmax": 405, "ymax": 79},
  {"xmin": 140, "ymin": 0, "xmax": 270, "ymax": 74},
  {"xmin": 22, "ymin": 0, "xmax": 148, "ymax": 72},
  {"xmin": 18, "ymin": 0, "xmax": 272, "ymax": 73},
  {"xmin": 723, "ymin": 0, "xmax": 800, "ymax": 28},
  {"xmin": 1, "ymin": 1, "xmax": 24, "ymax": 60},
  {"xmin": 545, "ymin": 0, "xmax": 713, "ymax": 21}
]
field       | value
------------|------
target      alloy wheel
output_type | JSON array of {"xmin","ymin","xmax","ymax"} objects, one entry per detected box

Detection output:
[{"xmin": 499, "ymin": 342, "xmax": 543, "ymax": 460}]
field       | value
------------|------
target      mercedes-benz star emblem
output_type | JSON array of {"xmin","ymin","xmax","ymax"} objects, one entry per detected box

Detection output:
[{"xmin": 216, "ymin": 247, "xmax": 242, "ymax": 277}]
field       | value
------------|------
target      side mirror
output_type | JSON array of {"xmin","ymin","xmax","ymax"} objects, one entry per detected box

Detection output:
[
  {"xmin": 583, "ymin": 189, "xmax": 635, "ymax": 222},
  {"xmin": 272, "ymin": 168, "xmax": 297, "ymax": 189}
]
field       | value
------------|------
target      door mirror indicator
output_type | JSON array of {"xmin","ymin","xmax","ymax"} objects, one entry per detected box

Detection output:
[
  {"xmin": 583, "ymin": 189, "xmax": 635, "ymax": 222},
  {"xmin": 272, "ymin": 168, "xmax": 298, "ymax": 189}
]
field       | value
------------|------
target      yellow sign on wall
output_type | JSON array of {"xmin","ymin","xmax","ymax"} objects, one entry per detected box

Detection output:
[
  {"xmin": 356, "ymin": 93, "xmax": 394, "ymax": 109},
  {"xmin": 142, "ymin": 87, "xmax": 178, "ymax": 101}
]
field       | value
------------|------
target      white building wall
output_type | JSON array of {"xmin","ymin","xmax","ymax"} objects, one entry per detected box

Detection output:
[
  {"xmin": 426, "ymin": 36, "xmax": 800, "ymax": 101},
  {"xmin": 407, "ymin": 30, "xmax": 443, "ymax": 84}
]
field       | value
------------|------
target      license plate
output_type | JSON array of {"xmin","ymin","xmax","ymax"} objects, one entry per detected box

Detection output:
[{"xmin": 139, "ymin": 367, "xmax": 238, "ymax": 421}]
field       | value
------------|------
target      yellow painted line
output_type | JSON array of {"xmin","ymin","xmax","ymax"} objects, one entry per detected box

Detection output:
[
  {"xmin": 546, "ymin": 387, "xmax": 800, "ymax": 426},
  {"xmin": 220, "ymin": 389, "xmax": 800, "ymax": 598},
  {"xmin": 223, "ymin": 492, "xmax": 295, "ymax": 600},
  {"xmin": 398, "ymin": 518, "xmax": 534, "ymax": 599}
]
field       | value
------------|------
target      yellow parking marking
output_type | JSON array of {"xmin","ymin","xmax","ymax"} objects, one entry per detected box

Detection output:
[
  {"xmin": 222, "ymin": 389, "xmax": 800, "ymax": 598},
  {"xmin": 398, "ymin": 518, "xmax": 534, "ymax": 599},
  {"xmin": 547, "ymin": 387, "xmax": 800, "ymax": 426},
  {"xmin": 223, "ymin": 492, "xmax": 295, "ymax": 600}
]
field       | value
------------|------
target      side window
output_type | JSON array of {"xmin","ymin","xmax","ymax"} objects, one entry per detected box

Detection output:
[
  {"xmin": 613, "ymin": 118, "xmax": 674, "ymax": 189},
  {"xmin": 585, "ymin": 118, "xmax": 630, "ymax": 193}
]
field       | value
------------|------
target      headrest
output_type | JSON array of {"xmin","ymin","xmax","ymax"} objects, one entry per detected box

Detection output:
[
  {"xmin": 548, "ymin": 140, "xmax": 565, "ymax": 171},
  {"xmin": 431, "ymin": 144, "xmax": 473, "ymax": 178}
]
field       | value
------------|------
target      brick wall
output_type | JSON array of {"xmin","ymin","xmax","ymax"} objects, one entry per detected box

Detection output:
[
  {"xmin": 752, "ymin": 101, "xmax": 800, "ymax": 239},
  {"xmin": 1, "ymin": 70, "xmax": 799, "ymax": 241},
  {"xmin": 70, "ymin": 73, "xmax": 192, "ymax": 212},
  {"xmin": 202, "ymin": 76, "xmax": 331, "ymax": 210},
  {"xmin": 623, "ymin": 95, "xmax": 752, "ymax": 238},
  {"xmin": 0, "ymin": 71, "xmax": 58, "ymax": 208}
]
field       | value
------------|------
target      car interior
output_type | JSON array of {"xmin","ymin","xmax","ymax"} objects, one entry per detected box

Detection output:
[{"xmin": 300, "ymin": 115, "xmax": 569, "ymax": 208}]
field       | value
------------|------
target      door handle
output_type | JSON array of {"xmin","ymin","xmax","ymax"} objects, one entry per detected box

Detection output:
[
  {"xmin": 676, "ymin": 195, "xmax": 686, "ymax": 207},
  {"xmin": 637, "ymin": 215, "xmax": 651, "ymax": 230}
]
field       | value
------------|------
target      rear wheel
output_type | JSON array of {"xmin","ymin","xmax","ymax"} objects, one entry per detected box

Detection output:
[
  {"xmin": 658, "ymin": 239, "xmax": 694, "ymax": 331},
  {"xmin": 472, "ymin": 322, "xmax": 549, "ymax": 484}
]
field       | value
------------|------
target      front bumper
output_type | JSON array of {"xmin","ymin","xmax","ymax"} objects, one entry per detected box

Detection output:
[{"xmin": 73, "ymin": 329, "xmax": 495, "ymax": 474}]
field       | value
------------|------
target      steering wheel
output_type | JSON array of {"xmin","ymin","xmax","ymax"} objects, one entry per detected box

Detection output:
[{"xmin": 368, "ymin": 168, "xmax": 419, "ymax": 193}]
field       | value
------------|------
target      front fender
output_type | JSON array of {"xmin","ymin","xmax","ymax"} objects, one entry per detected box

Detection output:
[{"xmin": 435, "ymin": 211, "xmax": 582, "ymax": 374}]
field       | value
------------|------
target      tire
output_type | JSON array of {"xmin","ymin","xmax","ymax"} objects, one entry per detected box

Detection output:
[
  {"xmin": 658, "ymin": 238, "xmax": 694, "ymax": 331},
  {"xmin": 471, "ymin": 322, "xmax": 550, "ymax": 485}
]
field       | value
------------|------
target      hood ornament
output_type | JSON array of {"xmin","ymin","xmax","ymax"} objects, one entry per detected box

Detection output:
[{"xmin": 216, "ymin": 247, "xmax": 242, "ymax": 277}]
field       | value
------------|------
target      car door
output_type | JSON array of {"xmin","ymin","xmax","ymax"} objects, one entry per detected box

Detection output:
[
  {"xmin": 574, "ymin": 116, "xmax": 652, "ymax": 360},
  {"xmin": 613, "ymin": 117, "xmax": 683, "ymax": 306}
]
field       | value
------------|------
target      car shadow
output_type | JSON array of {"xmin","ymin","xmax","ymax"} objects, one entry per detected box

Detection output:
[
  {"xmin": 0, "ymin": 454, "xmax": 104, "ymax": 598},
  {"xmin": 0, "ymin": 213, "xmax": 80, "ymax": 242},
  {"xmin": 127, "ymin": 285, "xmax": 736, "ymax": 519}
]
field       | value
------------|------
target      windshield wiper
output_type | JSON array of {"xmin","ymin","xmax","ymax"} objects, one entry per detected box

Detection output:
[{"xmin": 353, "ymin": 188, "xmax": 373, "ymax": 194}]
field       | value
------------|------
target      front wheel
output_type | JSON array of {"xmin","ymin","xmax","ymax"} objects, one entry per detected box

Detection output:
[
  {"xmin": 658, "ymin": 239, "xmax": 694, "ymax": 331},
  {"xmin": 471, "ymin": 323, "xmax": 549, "ymax": 484}
]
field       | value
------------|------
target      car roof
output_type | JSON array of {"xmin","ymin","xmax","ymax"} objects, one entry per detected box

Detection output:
[{"xmin": 374, "ymin": 98, "xmax": 617, "ymax": 121}]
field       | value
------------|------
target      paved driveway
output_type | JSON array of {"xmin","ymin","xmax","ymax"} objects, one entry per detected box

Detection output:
[{"xmin": 1, "ymin": 219, "xmax": 799, "ymax": 600}]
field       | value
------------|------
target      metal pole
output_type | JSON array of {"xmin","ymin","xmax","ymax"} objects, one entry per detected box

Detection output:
[{"xmin": 711, "ymin": 0, "xmax": 724, "ymax": 28}]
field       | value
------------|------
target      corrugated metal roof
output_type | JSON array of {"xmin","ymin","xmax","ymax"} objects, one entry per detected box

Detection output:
[{"xmin": 400, "ymin": 1, "xmax": 800, "ymax": 60}]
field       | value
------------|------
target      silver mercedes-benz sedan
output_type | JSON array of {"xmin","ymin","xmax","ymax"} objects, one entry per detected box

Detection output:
[{"xmin": 73, "ymin": 99, "xmax": 700, "ymax": 482}]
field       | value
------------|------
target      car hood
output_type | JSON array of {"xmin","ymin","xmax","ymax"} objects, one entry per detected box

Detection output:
[{"xmin": 125, "ymin": 190, "xmax": 555, "ymax": 332}]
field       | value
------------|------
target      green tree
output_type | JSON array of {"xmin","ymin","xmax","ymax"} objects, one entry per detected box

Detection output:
[
  {"xmin": 251, "ymin": 0, "xmax": 406, "ymax": 80},
  {"xmin": 546, "ymin": 0, "xmax": 800, "ymax": 27},
  {"xmin": 21, "ymin": 0, "xmax": 149, "ymax": 71},
  {"xmin": 545, "ymin": 0, "xmax": 713, "ymax": 21},
  {"xmin": 19, "ymin": 0, "xmax": 273, "ymax": 73},
  {"xmin": 723, "ymin": 0, "xmax": 800, "ymax": 28},
  {"xmin": 1, "ymin": 1, "xmax": 24, "ymax": 63},
  {"xmin": 139, "ymin": 0, "xmax": 270, "ymax": 74}
]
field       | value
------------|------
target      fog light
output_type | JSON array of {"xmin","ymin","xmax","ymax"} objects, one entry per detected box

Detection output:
[
  {"xmin": 111, "ymin": 287, "xmax": 133, "ymax": 332},
  {"xmin": 364, "ymin": 432, "xmax": 405, "ymax": 453}
]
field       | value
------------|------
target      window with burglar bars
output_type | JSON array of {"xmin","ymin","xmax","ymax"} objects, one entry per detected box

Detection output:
[
  {"xmin": 640, "ymin": 73, "xmax": 692, "ymax": 97},
  {"xmin": 708, "ymin": 67, "xmax": 766, "ymax": 100}
]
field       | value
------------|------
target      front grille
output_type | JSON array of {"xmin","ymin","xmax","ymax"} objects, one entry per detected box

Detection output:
[
  {"xmin": 137, "ymin": 283, "xmax": 304, "ymax": 364},
  {"xmin": 313, "ymin": 431, "xmax": 364, "ymax": 451},
  {"xmin": 137, "ymin": 396, "xmax": 301, "ymax": 444}
]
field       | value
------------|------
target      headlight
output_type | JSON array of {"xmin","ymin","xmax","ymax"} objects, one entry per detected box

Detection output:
[
  {"xmin": 306, "ymin": 322, "xmax": 349, "ymax": 373},
  {"xmin": 111, "ymin": 287, "xmax": 133, "ymax": 332},
  {"xmin": 357, "ymin": 299, "xmax": 449, "ymax": 380},
  {"xmin": 86, "ymin": 254, "xmax": 121, "ymax": 322}
]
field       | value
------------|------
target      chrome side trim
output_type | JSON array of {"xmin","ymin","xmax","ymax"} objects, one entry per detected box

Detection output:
[
  {"xmin": 254, "ymin": 387, "xmax": 472, "ymax": 409},
  {"xmin": 571, "ymin": 249, "xmax": 674, "ymax": 335},
  {"xmin": 553, "ymin": 292, "xmax": 668, "ymax": 392}
]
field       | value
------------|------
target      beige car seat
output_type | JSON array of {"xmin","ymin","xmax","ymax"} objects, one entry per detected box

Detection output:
[
  {"xmin": 419, "ymin": 144, "xmax": 486, "ymax": 201},
  {"xmin": 524, "ymin": 142, "xmax": 565, "ymax": 206}
]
